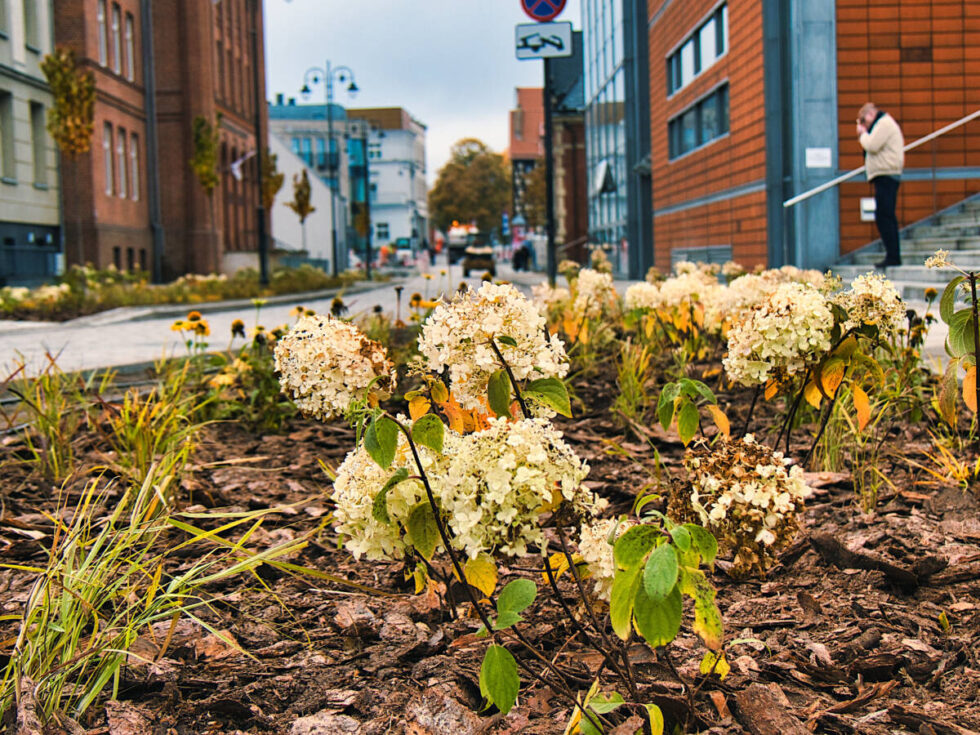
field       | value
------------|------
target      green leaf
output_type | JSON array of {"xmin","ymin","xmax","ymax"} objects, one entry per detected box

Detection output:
[
  {"xmin": 646, "ymin": 704, "xmax": 665, "ymax": 735},
  {"xmin": 407, "ymin": 501, "xmax": 440, "ymax": 560},
  {"xmin": 480, "ymin": 644, "xmax": 519, "ymax": 714},
  {"xmin": 496, "ymin": 335, "xmax": 518, "ymax": 347},
  {"xmin": 633, "ymin": 583, "xmax": 682, "ymax": 648},
  {"xmin": 589, "ymin": 691, "xmax": 625, "ymax": 715},
  {"xmin": 364, "ymin": 415, "xmax": 398, "ymax": 469},
  {"xmin": 492, "ymin": 610, "xmax": 522, "ymax": 631},
  {"xmin": 372, "ymin": 467, "xmax": 409, "ymax": 523},
  {"xmin": 657, "ymin": 383, "xmax": 680, "ymax": 430},
  {"xmin": 610, "ymin": 565, "xmax": 642, "ymax": 640},
  {"xmin": 488, "ymin": 369, "xmax": 513, "ymax": 418},
  {"xmin": 497, "ymin": 578, "xmax": 537, "ymax": 614},
  {"xmin": 578, "ymin": 717, "xmax": 602, "ymax": 735},
  {"xmin": 525, "ymin": 377, "xmax": 572, "ymax": 417},
  {"xmin": 411, "ymin": 413, "xmax": 445, "ymax": 453},
  {"xmin": 681, "ymin": 378, "xmax": 716, "ymax": 403},
  {"xmin": 669, "ymin": 525, "xmax": 692, "ymax": 551},
  {"xmin": 940, "ymin": 275, "xmax": 966, "ymax": 324},
  {"xmin": 643, "ymin": 543, "xmax": 679, "ymax": 601},
  {"xmin": 689, "ymin": 571, "xmax": 724, "ymax": 651},
  {"xmin": 613, "ymin": 525, "xmax": 660, "ymax": 570},
  {"xmin": 946, "ymin": 308, "xmax": 977, "ymax": 359},
  {"xmin": 677, "ymin": 399, "xmax": 700, "ymax": 445},
  {"xmin": 685, "ymin": 524, "xmax": 718, "ymax": 567}
]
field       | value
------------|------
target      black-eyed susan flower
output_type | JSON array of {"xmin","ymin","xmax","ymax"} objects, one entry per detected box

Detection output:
[
  {"xmin": 187, "ymin": 310, "xmax": 202, "ymax": 322},
  {"xmin": 231, "ymin": 318, "xmax": 246, "ymax": 338},
  {"xmin": 331, "ymin": 296, "xmax": 348, "ymax": 317}
]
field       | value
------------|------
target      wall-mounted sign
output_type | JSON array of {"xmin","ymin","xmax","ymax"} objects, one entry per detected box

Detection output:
[{"xmin": 805, "ymin": 147, "xmax": 832, "ymax": 169}]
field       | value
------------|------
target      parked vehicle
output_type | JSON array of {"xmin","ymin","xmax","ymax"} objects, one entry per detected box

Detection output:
[
  {"xmin": 462, "ymin": 245, "xmax": 495, "ymax": 278},
  {"xmin": 393, "ymin": 237, "xmax": 414, "ymax": 266}
]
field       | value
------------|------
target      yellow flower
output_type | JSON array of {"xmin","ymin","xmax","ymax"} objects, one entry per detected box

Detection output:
[
  {"xmin": 290, "ymin": 305, "xmax": 305, "ymax": 317},
  {"xmin": 209, "ymin": 372, "xmax": 236, "ymax": 388},
  {"xmin": 193, "ymin": 319, "xmax": 211, "ymax": 336},
  {"xmin": 231, "ymin": 319, "xmax": 246, "ymax": 338},
  {"xmin": 423, "ymin": 273, "xmax": 434, "ymax": 281},
  {"xmin": 924, "ymin": 287, "xmax": 938, "ymax": 301},
  {"xmin": 186, "ymin": 310, "xmax": 202, "ymax": 322},
  {"xmin": 171, "ymin": 320, "xmax": 186, "ymax": 332},
  {"xmin": 251, "ymin": 298, "xmax": 268, "ymax": 307}
]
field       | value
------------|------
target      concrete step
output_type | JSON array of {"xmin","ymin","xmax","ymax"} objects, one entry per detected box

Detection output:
[
  {"xmin": 853, "ymin": 248, "xmax": 980, "ymax": 267},
  {"xmin": 939, "ymin": 211, "xmax": 980, "ymax": 226},
  {"xmin": 909, "ymin": 223, "xmax": 980, "ymax": 239},
  {"xmin": 835, "ymin": 264, "xmax": 939, "ymax": 282}
]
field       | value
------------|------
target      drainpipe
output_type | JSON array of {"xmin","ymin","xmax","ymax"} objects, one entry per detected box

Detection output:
[{"xmin": 141, "ymin": 0, "xmax": 165, "ymax": 282}]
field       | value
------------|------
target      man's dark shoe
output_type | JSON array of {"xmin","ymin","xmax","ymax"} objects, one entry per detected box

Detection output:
[{"xmin": 875, "ymin": 259, "xmax": 902, "ymax": 269}]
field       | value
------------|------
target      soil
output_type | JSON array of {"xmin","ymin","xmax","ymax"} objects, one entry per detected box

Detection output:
[{"xmin": 1, "ymin": 363, "xmax": 979, "ymax": 735}]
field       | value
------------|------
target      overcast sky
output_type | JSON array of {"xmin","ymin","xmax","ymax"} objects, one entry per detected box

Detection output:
[{"xmin": 264, "ymin": 0, "xmax": 582, "ymax": 185}]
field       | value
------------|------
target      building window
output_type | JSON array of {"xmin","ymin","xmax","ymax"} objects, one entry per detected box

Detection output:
[
  {"xmin": 116, "ymin": 127, "xmax": 127, "ymax": 197},
  {"xmin": 113, "ymin": 246, "xmax": 121, "ymax": 268},
  {"xmin": 368, "ymin": 142, "xmax": 382, "ymax": 160},
  {"xmin": 124, "ymin": 13, "xmax": 136, "ymax": 81},
  {"xmin": 111, "ymin": 3, "xmax": 122, "ymax": 74},
  {"xmin": 97, "ymin": 0, "xmax": 108, "ymax": 65},
  {"xmin": 666, "ymin": 3, "xmax": 727, "ymax": 96},
  {"xmin": 290, "ymin": 137, "xmax": 300, "ymax": 156},
  {"xmin": 129, "ymin": 133, "xmax": 139, "ymax": 200},
  {"xmin": 0, "ymin": 91, "xmax": 14, "ymax": 181},
  {"xmin": 369, "ymin": 182, "xmax": 377, "ymax": 202},
  {"xmin": 30, "ymin": 102, "xmax": 45, "ymax": 185},
  {"xmin": 103, "ymin": 122, "xmax": 114, "ymax": 194},
  {"xmin": 300, "ymin": 137, "xmax": 312, "ymax": 166},
  {"xmin": 376, "ymin": 222, "xmax": 389, "ymax": 240},
  {"xmin": 126, "ymin": 246, "xmax": 135, "ymax": 270},
  {"xmin": 139, "ymin": 248, "xmax": 147, "ymax": 271},
  {"xmin": 23, "ymin": 0, "xmax": 38, "ymax": 49},
  {"xmin": 667, "ymin": 83, "xmax": 729, "ymax": 159}
]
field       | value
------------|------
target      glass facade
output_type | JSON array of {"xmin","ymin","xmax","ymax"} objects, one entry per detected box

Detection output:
[{"xmin": 583, "ymin": 0, "xmax": 628, "ymax": 273}]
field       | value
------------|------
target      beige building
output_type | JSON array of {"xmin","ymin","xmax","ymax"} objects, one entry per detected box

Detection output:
[{"xmin": 0, "ymin": 0, "xmax": 60, "ymax": 286}]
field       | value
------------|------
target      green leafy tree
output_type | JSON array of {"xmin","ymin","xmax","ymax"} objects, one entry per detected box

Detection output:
[
  {"xmin": 428, "ymin": 138, "xmax": 510, "ymax": 237},
  {"xmin": 522, "ymin": 162, "xmax": 547, "ymax": 230},
  {"xmin": 286, "ymin": 169, "xmax": 316, "ymax": 253},
  {"xmin": 41, "ymin": 47, "xmax": 96, "ymax": 266},
  {"xmin": 189, "ymin": 114, "xmax": 222, "ymax": 272},
  {"xmin": 261, "ymin": 148, "xmax": 284, "ymax": 211}
]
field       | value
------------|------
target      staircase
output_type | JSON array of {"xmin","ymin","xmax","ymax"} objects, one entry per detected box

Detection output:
[{"xmin": 833, "ymin": 193, "xmax": 980, "ymax": 301}]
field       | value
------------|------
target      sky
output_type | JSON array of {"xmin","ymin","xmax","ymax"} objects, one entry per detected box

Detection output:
[{"xmin": 263, "ymin": 0, "xmax": 582, "ymax": 185}]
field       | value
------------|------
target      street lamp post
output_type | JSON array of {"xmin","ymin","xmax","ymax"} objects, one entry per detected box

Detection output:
[{"xmin": 301, "ymin": 61, "xmax": 358, "ymax": 278}]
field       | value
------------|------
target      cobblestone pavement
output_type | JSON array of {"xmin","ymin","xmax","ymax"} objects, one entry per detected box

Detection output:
[{"xmin": 0, "ymin": 261, "xmax": 946, "ymax": 375}]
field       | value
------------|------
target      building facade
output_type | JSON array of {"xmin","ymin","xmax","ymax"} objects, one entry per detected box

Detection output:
[
  {"xmin": 509, "ymin": 87, "xmax": 543, "ymax": 229},
  {"xmin": 582, "ymin": 0, "xmax": 653, "ymax": 278},
  {"xmin": 0, "ymin": 0, "xmax": 61, "ymax": 286},
  {"xmin": 54, "ymin": 0, "xmax": 267, "ymax": 280},
  {"xmin": 648, "ymin": 0, "xmax": 980, "ymax": 271}
]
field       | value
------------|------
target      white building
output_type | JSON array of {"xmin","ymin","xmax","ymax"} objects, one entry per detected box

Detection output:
[
  {"xmin": 348, "ymin": 107, "xmax": 427, "ymax": 251},
  {"xmin": 268, "ymin": 133, "xmax": 338, "ymax": 271}
]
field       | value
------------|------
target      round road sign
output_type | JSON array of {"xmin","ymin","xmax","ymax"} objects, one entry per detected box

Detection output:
[{"xmin": 520, "ymin": 0, "xmax": 566, "ymax": 22}]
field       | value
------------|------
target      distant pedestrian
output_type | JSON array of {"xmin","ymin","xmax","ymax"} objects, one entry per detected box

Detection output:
[
  {"xmin": 856, "ymin": 102, "xmax": 904, "ymax": 268},
  {"xmin": 422, "ymin": 237, "xmax": 435, "ymax": 266}
]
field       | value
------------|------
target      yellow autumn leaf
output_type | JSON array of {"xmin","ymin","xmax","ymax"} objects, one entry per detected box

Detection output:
[
  {"xmin": 853, "ymin": 384, "xmax": 872, "ymax": 431},
  {"xmin": 705, "ymin": 404, "xmax": 730, "ymax": 438},
  {"xmin": 818, "ymin": 357, "xmax": 847, "ymax": 398},
  {"xmin": 463, "ymin": 553, "xmax": 498, "ymax": 597},
  {"xmin": 699, "ymin": 650, "xmax": 731, "ymax": 680},
  {"xmin": 803, "ymin": 381, "xmax": 823, "ymax": 409},
  {"xmin": 430, "ymin": 380, "xmax": 449, "ymax": 404},
  {"xmin": 964, "ymin": 366, "xmax": 978, "ymax": 413},
  {"xmin": 764, "ymin": 380, "xmax": 780, "ymax": 401},
  {"xmin": 408, "ymin": 395, "xmax": 431, "ymax": 421}
]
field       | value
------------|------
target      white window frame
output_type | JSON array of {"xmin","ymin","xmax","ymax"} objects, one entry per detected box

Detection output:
[
  {"xmin": 116, "ymin": 127, "xmax": 127, "ymax": 197},
  {"xmin": 124, "ymin": 13, "xmax": 135, "ymax": 81},
  {"xmin": 129, "ymin": 133, "xmax": 139, "ymax": 201},
  {"xmin": 103, "ymin": 123, "xmax": 113, "ymax": 195},
  {"xmin": 111, "ymin": 3, "xmax": 122, "ymax": 74},
  {"xmin": 97, "ymin": 0, "xmax": 108, "ymax": 66}
]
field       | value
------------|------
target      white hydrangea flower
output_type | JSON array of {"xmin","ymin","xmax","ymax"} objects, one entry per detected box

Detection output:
[
  {"xmin": 833, "ymin": 273, "xmax": 905, "ymax": 338},
  {"xmin": 332, "ymin": 426, "xmax": 453, "ymax": 561},
  {"xmin": 924, "ymin": 249, "xmax": 950, "ymax": 269},
  {"xmin": 624, "ymin": 282, "xmax": 661, "ymax": 312},
  {"xmin": 417, "ymin": 282, "xmax": 569, "ymax": 411},
  {"xmin": 723, "ymin": 282, "xmax": 833, "ymax": 386},
  {"xmin": 531, "ymin": 282, "xmax": 571, "ymax": 316},
  {"xmin": 572, "ymin": 268, "xmax": 617, "ymax": 319},
  {"xmin": 440, "ymin": 417, "xmax": 596, "ymax": 558},
  {"xmin": 577, "ymin": 516, "xmax": 634, "ymax": 600},
  {"xmin": 274, "ymin": 313, "xmax": 395, "ymax": 420},
  {"xmin": 674, "ymin": 436, "xmax": 813, "ymax": 577}
]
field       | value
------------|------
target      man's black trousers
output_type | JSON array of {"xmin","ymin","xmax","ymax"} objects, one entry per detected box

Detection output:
[{"xmin": 873, "ymin": 175, "xmax": 901, "ymax": 264}]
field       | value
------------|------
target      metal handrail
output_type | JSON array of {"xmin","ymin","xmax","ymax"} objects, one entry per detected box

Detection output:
[{"xmin": 783, "ymin": 108, "xmax": 980, "ymax": 208}]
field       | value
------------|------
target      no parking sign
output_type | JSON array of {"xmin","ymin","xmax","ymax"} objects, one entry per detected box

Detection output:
[{"xmin": 520, "ymin": 0, "xmax": 566, "ymax": 22}]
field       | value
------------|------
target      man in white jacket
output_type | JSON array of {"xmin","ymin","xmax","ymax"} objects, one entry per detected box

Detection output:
[{"xmin": 857, "ymin": 102, "xmax": 905, "ymax": 268}]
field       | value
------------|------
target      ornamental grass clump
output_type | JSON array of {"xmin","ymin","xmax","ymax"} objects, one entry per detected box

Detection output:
[
  {"xmin": 417, "ymin": 281, "xmax": 568, "ymax": 412},
  {"xmin": 723, "ymin": 281, "xmax": 834, "ymax": 387},
  {"xmin": 669, "ymin": 435, "xmax": 813, "ymax": 578},
  {"xmin": 274, "ymin": 313, "xmax": 395, "ymax": 420}
]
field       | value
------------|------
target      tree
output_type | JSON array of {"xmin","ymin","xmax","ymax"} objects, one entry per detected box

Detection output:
[
  {"xmin": 189, "ymin": 114, "xmax": 222, "ymax": 273},
  {"xmin": 261, "ymin": 148, "xmax": 284, "ymax": 211},
  {"xmin": 428, "ymin": 138, "xmax": 510, "ymax": 238},
  {"xmin": 286, "ymin": 169, "xmax": 316, "ymax": 253},
  {"xmin": 41, "ymin": 47, "xmax": 96, "ymax": 265}
]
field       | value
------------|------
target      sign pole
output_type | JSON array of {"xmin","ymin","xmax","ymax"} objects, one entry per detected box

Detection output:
[{"xmin": 543, "ymin": 57, "xmax": 557, "ymax": 287}]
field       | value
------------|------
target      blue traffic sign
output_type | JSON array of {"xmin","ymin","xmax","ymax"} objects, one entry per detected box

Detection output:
[{"xmin": 521, "ymin": 0, "xmax": 566, "ymax": 22}]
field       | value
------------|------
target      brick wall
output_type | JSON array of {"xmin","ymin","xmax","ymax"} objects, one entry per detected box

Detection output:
[
  {"xmin": 649, "ymin": 0, "xmax": 768, "ymax": 269},
  {"xmin": 837, "ymin": 0, "xmax": 980, "ymax": 255}
]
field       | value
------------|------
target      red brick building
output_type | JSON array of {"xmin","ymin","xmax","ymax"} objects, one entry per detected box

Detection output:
[
  {"xmin": 55, "ymin": 0, "xmax": 267, "ymax": 278},
  {"xmin": 648, "ymin": 0, "xmax": 980, "ymax": 271},
  {"xmin": 509, "ymin": 87, "xmax": 544, "ymax": 227}
]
